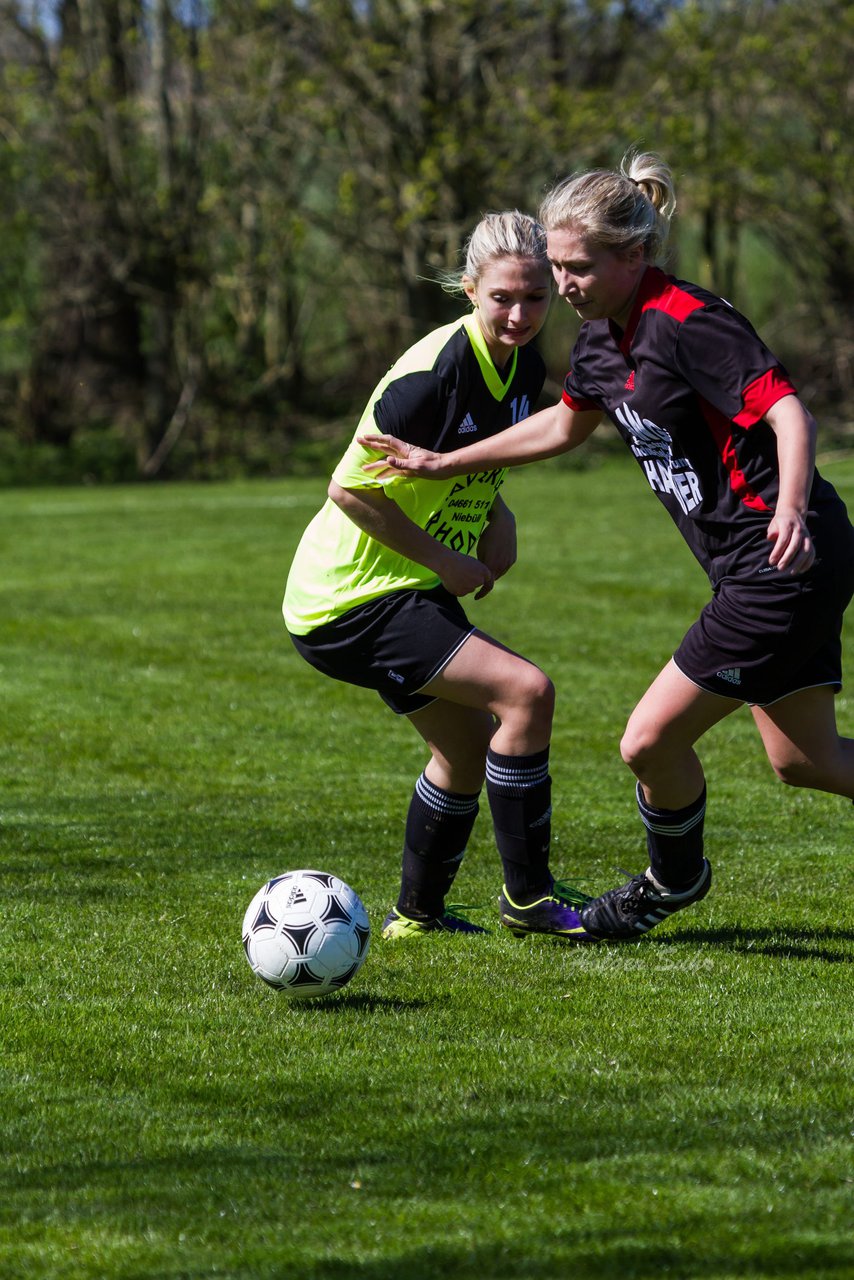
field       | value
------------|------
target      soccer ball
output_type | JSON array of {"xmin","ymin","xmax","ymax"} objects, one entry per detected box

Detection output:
[{"xmin": 242, "ymin": 869, "xmax": 370, "ymax": 998}]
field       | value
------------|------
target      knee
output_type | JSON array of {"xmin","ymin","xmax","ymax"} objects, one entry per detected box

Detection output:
[
  {"xmin": 619, "ymin": 720, "xmax": 660, "ymax": 775},
  {"xmin": 490, "ymin": 663, "xmax": 555, "ymax": 749},
  {"xmin": 531, "ymin": 669, "xmax": 556, "ymax": 724},
  {"xmin": 770, "ymin": 754, "xmax": 818, "ymax": 789},
  {"xmin": 515, "ymin": 665, "xmax": 556, "ymax": 729}
]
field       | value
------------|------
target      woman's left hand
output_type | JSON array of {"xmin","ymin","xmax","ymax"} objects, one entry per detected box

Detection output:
[
  {"xmin": 763, "ymin": 398, "xmax": 817, "ymax": 575},
  {"xmin": 766, "ymin": 506, "xmax": 815, "ymax": 575},
  {"xmin": 475, "ymin": 499, "xmax": 517, "ymax": 597}
]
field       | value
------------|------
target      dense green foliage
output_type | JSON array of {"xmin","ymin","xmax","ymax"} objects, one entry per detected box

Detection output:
[
  {"xmin": 2, "ymin": 462, "xmax": 853, "ymax": 1276},
  {"xmin": 0, "ymin": 0, "xmax": 851, "ymax": 481}
]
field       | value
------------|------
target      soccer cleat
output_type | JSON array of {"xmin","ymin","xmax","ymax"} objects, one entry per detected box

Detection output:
[
  {"xmin": 580, "ymin": 860, "xmax": 712, "ymax": 941},
  {"xmin": 380, "ymin": 906, "xmax": 486, "ymax": 940},
  {"xmin": 498, "ymin": 882, "xmax": 599, "ymax": 943}
]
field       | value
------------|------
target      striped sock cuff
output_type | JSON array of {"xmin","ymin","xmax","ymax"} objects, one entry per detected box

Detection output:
[
  {"xmin": 485, "ymin": 748, "xmax": 550, "ymax": 796},
  {"xmin": 635, "ymin": 781, "xmax": 706, "ymax": 837},
  {"xmin": 415, "ymin": 773, "xmax": 480, "ymax": 818}
]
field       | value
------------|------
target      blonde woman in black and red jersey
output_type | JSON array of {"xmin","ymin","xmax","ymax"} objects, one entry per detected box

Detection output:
[{"xmin": 361, "ymin": 152, "xmax": 854, "ymax": 942}]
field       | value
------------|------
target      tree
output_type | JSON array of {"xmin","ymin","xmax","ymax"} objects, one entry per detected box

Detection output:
[
  {"xmin": 641, "ymin": 0, "xmax": 854, "ymax": 411},
  {"xmin": 0, "ymin": 0, "xmax": 206, "ymax": 468},
  {"xmin": 0, "ymin": 0, "xmax": 849, "ymax": 480}
]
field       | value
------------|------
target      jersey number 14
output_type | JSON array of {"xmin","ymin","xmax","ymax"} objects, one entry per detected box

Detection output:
[{"xmin": 510, "ymin": 395, "xmax": 530, "ymax": 424}]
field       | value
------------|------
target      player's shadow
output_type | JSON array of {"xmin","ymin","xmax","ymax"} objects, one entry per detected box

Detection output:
[
  {"xmin": 653, "ymin": 925, "xmax": 853, "ymax": 963},
  {"xmin": 290, "ymin": 993, "xmax": 431, "ymax": 1014}
]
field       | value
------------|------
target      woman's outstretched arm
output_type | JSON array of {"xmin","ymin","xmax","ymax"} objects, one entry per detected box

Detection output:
[{"xmin": 358, "ymin": 401, "xmax": 602, "ymax": 481}]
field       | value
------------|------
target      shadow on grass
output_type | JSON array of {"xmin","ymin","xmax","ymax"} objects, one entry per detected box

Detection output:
[
  {"xmin": 98, "ymin": 1236, "xmax": 854, "ymax": 1280},
  {"xmin": 286, "ymin": 993, "xmax": 430, "ymax": 1014},
  {"xmin": 653, "ymin": 925, "xmax": 854, "ymax": 963},
  {"xmin": 6, "ymin": 1171, "xmax": 851, "ymax": 1280},
  {"xmin": 7, "ymin": 1133, "xmax": 851, "ymax": 1279},
  {"xmin": 301, "ymin": 1238, "xmax": 854, "ymax": 1280}
]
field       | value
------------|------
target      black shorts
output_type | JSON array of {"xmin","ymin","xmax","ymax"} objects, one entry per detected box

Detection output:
[
  {"xmin": 288, "ymin": 584, "xmax": 475, "ymax": 715},
  {"xmin": 673, "ymin": 556, "xmax": 854, "ymax": 707}
]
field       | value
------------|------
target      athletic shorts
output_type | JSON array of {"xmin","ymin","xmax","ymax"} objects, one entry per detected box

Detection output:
[
  {"xmin": 288, "ymin": 584, "xmax": 475, "ymax": 715},
  {"xmin": 673, "ymin": 555, "xmax": 854, "ymax": 707}
]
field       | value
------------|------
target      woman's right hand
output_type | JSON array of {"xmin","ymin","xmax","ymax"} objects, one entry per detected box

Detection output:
[{"xmin": 357, "ymin": 433, "xmax": 448, "ymax": 479}]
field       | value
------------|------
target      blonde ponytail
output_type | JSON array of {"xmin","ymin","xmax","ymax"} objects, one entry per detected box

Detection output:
[{"xmin": 540, "ymin": 150, "xmax": 676, "ymax": 262}]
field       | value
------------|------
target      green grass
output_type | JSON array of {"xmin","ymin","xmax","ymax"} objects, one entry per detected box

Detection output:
[{"xmin": 2, "ymin": 459, "xmax": 853, "ymax": 1279}]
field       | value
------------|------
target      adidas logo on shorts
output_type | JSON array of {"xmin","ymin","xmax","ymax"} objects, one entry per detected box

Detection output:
[{"xmin": 716, "ymin": 667, "xmax": 742, "ymax": 686}]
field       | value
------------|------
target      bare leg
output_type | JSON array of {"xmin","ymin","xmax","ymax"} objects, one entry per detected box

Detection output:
[
  {"xmin": 384, "ymin": 630, "xmax": 571, "ymax": 930},
  {"xmin": 406, "ymin": 698, "xmax": 494, "ymax": 793},
  {"xmin": 751, "ymin": 684, "xmax": 854, "ymax": 798},
  {"xmin": 620, "ymin": 659, "xmax": 741, "ymax": 808},
  {"xmin": 417, "ymin": 629, "xmax": 554, "ymax": 755},
  {"xmin": 581, "ymin": 661, "xmax": 738, "ymax": 936},
  {"xmin": 418, "ymin": 631, "xmax": 556, "ymax": 902},
  {"xmin": 583, "ymin": 668, "xmax": 854, "ymax": 942}
]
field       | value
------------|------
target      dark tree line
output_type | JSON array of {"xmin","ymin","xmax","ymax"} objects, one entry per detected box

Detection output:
[{"xmin": 0, "ymin": 0, "xmax": 850, "ymax": 482}]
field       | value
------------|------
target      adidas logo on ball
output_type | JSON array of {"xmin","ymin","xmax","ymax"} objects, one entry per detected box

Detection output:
[{"xmin": 243, "ymin": 869, "xmax": 371, "ymax": 999}]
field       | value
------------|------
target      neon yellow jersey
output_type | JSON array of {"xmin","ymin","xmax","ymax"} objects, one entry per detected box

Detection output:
[{"xmin": 283, "ymin": 312, "xmax": 545, "ymax": 635}]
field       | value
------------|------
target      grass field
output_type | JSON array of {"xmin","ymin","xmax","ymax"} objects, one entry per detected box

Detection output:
[{"xmin": 2, "ymin": 458, "xmax": 853, "ymax": 1279}]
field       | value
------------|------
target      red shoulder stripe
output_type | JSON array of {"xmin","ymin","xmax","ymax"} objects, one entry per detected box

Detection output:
[
  {"xmin": 732, "ymin": 368, "xmax": 798, "ymax": 428},
  {"xmin": 642, "ymin": 279, "xmax": 705, "ymax": 323},
  {"xmin": 621, "ymin": 268, "xmax": 704, "ymax": 350}
]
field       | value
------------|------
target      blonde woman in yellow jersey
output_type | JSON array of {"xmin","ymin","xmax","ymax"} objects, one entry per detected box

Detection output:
[{"xmin": 284, "ymin": 211, "xmax": 597, "ymax": 943}]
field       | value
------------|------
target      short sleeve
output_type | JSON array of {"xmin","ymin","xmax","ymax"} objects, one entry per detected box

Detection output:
[
  {"xmin": 331, "ymin": 369, "xmax": 454, "ymax": 491},
  {"xmin": 373, "ymin": 371, "xmax": 453, "ymax": 448},
  {"xmin": 674, "ymin": 303, "xmax": 797, "ymax": 427},
  {"xmin": 562, "ymin": 368, "xmax": 600, "ymax": 412},
  {"xmin": 561, "ymin": 329, "xmax": 603, "ymax": 411}
]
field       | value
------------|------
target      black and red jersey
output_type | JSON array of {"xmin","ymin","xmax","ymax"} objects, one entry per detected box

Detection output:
[{"xmin": 563, "ymin": 266, "xmax": 850, "ymax": 585}]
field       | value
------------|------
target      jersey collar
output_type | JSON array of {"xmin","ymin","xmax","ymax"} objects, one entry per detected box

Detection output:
[
  {"xmin": 464, "ymin": 311, "xmax": 518, "ymax": 398},
  {"xmin": 609, "ymin": 265, "xmax": 668, "ymax": 354}
]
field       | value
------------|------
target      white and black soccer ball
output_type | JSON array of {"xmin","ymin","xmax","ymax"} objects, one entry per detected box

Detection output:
[{"xmin": 242, "ymin": 870, "xmax": 370, "ymax": 998}]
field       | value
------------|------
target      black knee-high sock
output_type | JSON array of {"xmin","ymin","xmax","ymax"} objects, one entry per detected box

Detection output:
[
  {"xmin": 396, "ymin": 773, "xmax": 480, "ymax": 919},
  {"xmin": 636, "ymin": 781, "xmax": 706, "ymax": 889},
  {"xmin": 485, "ymin": 746, "xmax": 552, "ymax": 903}
]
